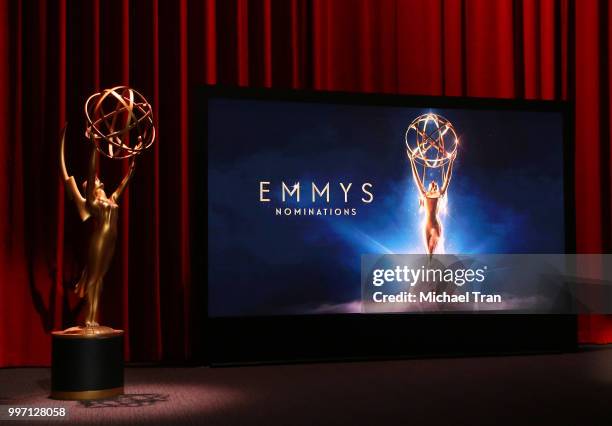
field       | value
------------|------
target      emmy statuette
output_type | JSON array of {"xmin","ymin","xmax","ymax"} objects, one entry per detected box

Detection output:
[
  {"xmin": 51, "ymin": 87, "xmax": 156, "ymax": 400},
  {"xmin": 405, "ymin": 113, "xmax": 459, "ymax": 258}
]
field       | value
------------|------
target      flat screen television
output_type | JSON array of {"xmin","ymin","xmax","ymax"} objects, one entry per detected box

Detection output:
[{"xmin": 200, "ymin": 86, "xmax": 576, "ymax": 365}]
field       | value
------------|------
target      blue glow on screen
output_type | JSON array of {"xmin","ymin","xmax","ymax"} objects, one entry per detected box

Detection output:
[{"xmin": 207, "ymin": 98, "xmax": 565, "ymax": 317}]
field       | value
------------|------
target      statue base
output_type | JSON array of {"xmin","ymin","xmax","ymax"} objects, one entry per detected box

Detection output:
[{"xmin": 50, "ymin": 327, "xmax": 124, "ymax": 400}]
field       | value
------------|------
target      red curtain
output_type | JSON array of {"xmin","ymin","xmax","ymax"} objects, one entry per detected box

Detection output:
[{"xmin": 1, "ymin": 0, "xmax": 611, "ymax": 367}]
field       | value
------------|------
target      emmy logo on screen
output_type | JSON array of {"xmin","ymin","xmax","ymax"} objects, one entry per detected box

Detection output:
[
  {"xmin": 52, "ymin": 86, "xmax": 155, "ymax": 400},
  {"xmin": 405, "ymin": 113, "xmax": 459, "ymax": 258}
]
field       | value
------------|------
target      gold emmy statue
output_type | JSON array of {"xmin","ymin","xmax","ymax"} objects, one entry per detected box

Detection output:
[
  {"xmin": 58, "ymin": 86, "xmax": 155, "ymax": 336},
  {"xmin": 405, "ymin": 113, "xmax": 458, "ymax": 258},
  {"xmin": 51, "ymin": 86, "xmax": 155, "ymax": 400}
]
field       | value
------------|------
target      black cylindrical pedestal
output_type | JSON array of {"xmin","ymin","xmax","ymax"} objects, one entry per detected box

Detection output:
[{"xmin": 51, "ymin": 330, "xmax": 124, "ymax": 400}]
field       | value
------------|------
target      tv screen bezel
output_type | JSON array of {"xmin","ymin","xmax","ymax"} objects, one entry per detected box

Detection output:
[{"xmin": 198, "ymin": 85, "xmax": 576, "ymax": 365}]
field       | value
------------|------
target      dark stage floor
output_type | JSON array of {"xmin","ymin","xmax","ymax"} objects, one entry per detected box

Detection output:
[{"xmin": 1, "ymin": 347, "xmax": 612, "ymax": 425}]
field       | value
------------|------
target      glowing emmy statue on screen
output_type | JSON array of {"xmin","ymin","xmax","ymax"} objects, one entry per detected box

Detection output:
[{"xmin": 405, "ymin": 113, "xmax": 459, "ymax": 258}]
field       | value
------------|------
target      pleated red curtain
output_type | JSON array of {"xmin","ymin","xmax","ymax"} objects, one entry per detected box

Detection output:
[
  {"xmin": 1, "ymin": 0, "xmax": 611, "ymax": 367},
  {"xmin": 0, "ymin": 0, "xmax": 200, "ymax": 366}
]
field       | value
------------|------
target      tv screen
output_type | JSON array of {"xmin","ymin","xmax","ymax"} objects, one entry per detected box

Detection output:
[
  {"xmin": 207, "ymin": 90, "xmax": 567, "ymax": 318},
  {"xmin": 202, "ymin": 87, "xmax": 575, "ymax": 364}
]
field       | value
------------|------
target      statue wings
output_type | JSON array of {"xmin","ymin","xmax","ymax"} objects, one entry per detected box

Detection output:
[{"xmin": 60, "ymin": 127, "xmax": 91, "ymax": 222}]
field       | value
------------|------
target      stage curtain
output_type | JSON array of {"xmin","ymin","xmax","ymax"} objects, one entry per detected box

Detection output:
[{"xmin": 1, "ymin": 0, "xmax": 611, "ymax": 367}]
